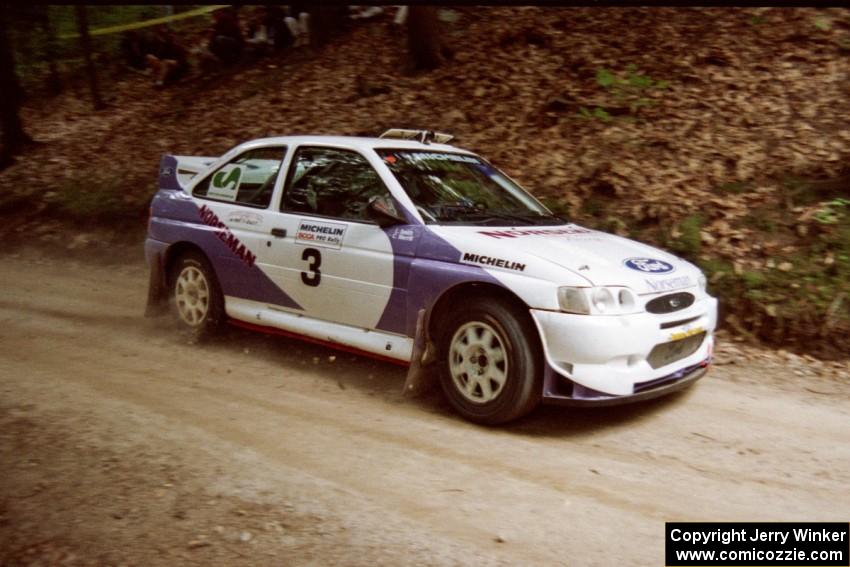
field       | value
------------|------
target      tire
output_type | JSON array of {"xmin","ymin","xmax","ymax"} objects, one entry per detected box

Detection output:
[
  {"xmin": 436, "ymin": 296, "xmax": 542, "ymax": 425},
  {"xmin": 169, "ymin": 251, "xmax": 225, "ymax": 339}
]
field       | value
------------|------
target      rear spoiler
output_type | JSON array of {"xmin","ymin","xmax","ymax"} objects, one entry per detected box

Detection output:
[{"xmin": 158, "ymin": 154, "xmax": 217, "ymax": 190}]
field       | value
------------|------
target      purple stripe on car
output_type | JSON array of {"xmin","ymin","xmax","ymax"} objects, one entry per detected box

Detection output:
[
  {"xmin": 149, "ymin": 189, "xmax": 302, "ymax": 310},
  {"xmin": 376, "ymin": 224, "xmax": 505, "ymax": 337}
]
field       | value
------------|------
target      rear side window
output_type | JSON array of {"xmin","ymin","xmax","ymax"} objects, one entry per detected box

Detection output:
[
  {"xmin": 193, "ymin": 147, "xmax": 286, "ymax": 208},
  {"xmin": 282, "ymin": 147, "xmax": 391, "ymax": 222}
]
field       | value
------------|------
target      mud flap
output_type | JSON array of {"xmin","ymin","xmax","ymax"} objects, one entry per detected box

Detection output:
[
  {"xmin": 144, "ymin": 257, "xmax": 169, "ymax": 318},
  {"xmin": 402, "ymin": 309, "xmax": 437, "ymax": 397}
]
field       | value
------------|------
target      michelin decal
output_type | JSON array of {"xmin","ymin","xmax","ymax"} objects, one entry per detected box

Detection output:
[
  {"xmin": 462, "ymin": 252, "xmax": 526, "ymax": 272},
  {"xmin": 295, "ymin": 219, "xmax": 347, "ymax": 249}
]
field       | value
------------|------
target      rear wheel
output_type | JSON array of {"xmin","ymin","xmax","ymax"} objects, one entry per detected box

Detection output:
[
  {"xmin": 437, "ymin": 296, "xmax": 542, "ymax": 425},
  {"xmin": 169, "ymin": 251, "xmax": 224, "ymax": 338}
]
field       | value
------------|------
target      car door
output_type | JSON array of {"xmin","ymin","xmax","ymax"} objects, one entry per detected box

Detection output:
[
  {"xmin": 189, "ymin": 145, "xmax": 288, "ymax": 292},
  {"xmin": 259, "ymin": 145, "xmax": 405, "ymax": 331}
]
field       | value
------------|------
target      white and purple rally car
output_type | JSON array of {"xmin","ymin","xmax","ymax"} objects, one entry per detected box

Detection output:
[{"xmin": 145, "ymin": 129, "xmax": 717, "ymax": 424}]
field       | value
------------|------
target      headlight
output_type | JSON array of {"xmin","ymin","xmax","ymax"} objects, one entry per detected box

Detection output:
[
  {"xmin": 558, "ymin": 286, "xmax": 638, "ymax": 315},
  {"xmin": 591, "ymin": 288, "xmax": 616, "ymax": 313},
  {"xmin": 558, "ymin": 287, "xmax": 591, "ymax": 314}
]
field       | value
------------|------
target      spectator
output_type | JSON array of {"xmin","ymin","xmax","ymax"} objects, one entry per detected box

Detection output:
[
  {"xmin": 285, "ymin": 3, "xmax": 310, "ymax": 48},
  {"xmin": 394, "ymin": 5, "xmax": 408, "ymax": 26},
  {"xmin": 120, "ymin": 30, "xmax": 150, "ymax": 71},
  {"xmin": 144, "ymin": 26, "xmax": 189, "ymax": 88},
  {"xmin": 263, "ymin": 5, "xmax": 290, "ymax": 49},
  {"xmin": 349, "ymin": 6, "xmax": 384, "ymax": 21},
  {"xmin": 208, "ymin": 6, "xmax": 244, "ymax": 64},
  {"xmin": 246, "ymin": 5, "xmax": 290, "ymax": 54}
]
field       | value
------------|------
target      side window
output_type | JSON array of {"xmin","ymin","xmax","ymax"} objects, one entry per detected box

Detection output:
[
  {"xmin": 282, "ymin": 147, "xmax": 394, "ymax": 222},
  {"xmin": 193, "ymin": 147, "xmax": 286, "ymax": 208}
]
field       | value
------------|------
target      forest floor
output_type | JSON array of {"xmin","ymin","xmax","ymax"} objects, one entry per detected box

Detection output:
[{"xmin": 1, "ymin": 6, "xmax": 849, "ymax": 354}]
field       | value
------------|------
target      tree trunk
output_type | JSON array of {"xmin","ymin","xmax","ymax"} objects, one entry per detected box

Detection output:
[
  {"xmin": 75, "ymin": 5, "xmax": 104, "ymax": 111},
  {"xmin": 407, "ymin": 6, "xmax": 442, "ymax": 71},
  {"xmin": 40, "ymin": 6, "xmax": 61, "ymax": 95},
  {"xmin": 311, "ymin": 5, "xmax": 347, "ymax": 47},
  {"xmin": 0, "ymin": 3, "xmax": 31, "ymax": 168}
]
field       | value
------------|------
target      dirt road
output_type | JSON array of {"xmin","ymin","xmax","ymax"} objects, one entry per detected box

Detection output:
[{"xmin": 1, "ymin": 249, "xmax": 848, "ymax": 566}]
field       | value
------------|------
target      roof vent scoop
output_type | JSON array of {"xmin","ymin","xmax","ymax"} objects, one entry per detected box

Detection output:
[{"xmin": 379, "ymin": 129, "xmax": 453, "ymax": 145}]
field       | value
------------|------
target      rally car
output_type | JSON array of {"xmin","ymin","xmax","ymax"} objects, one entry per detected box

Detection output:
[{"xmin": 145, "ymin": 129, "xmax": 717, "ymax": 424}]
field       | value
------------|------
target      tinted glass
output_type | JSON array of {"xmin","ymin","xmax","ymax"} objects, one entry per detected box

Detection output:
[
  {"xmin": 193, "ymin": 147, "xmax": 285, "ymax": 208},
  {"xmin": 377, "ymin": 150, "xmax": 562, "ymax": 226},
  {"xmin": 283, "ymin": 147, "xmax": 391, "ymax": 222}
]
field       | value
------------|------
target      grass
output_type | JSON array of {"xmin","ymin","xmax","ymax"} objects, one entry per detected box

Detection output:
[{"xmin": 48, "ymin": 173, "xmax": 146, "ymax": 222}]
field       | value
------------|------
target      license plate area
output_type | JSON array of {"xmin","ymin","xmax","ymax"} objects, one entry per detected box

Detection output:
[{"xmin": 647, "ymin": 332, "xmax": 706, "ymax": 369}]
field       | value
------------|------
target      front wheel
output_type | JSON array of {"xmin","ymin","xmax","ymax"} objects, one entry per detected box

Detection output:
[
  {"xmin": 437, "ymin": 297, "xmax": 542, "ymax": 425},
  {"xmin": 169, "ymin": 251, "xmax": 225, "ymax": 339}
]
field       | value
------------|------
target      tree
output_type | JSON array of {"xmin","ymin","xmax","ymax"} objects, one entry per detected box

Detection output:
[
  {"xmin": 311, "ymin": 5, "xmax": 348, "ymax": 47},
  {"xmin": 75, "ymin": 5, "xmax": 104, "ymax": 111},
  {"xmin": 0, "ymin": 3, "xmax": 32, "ymax": 168},
  {"xmin": 39, "ymin": 6, "xmax": 62, "ymax": 95},
  {"xmin": 407, "ymin": 6, "xmax": 443, "ymax": 71}
]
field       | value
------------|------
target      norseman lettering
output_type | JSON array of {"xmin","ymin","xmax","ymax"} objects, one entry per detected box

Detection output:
[
  {"xmin": 478, "ymin": 227, "xmax": 593, "ymax": 239},
  {"xmin": 196, "ymin": 205, "xmax": 256, "ymax": 268}
]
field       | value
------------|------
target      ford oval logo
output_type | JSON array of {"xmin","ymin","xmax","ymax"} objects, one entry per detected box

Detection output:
[{"xmin": 624, "ymin": 257, "xmax": 675, "ymax": 274}]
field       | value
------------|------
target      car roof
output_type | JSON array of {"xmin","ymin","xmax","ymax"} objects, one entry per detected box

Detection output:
[{"xmin": 240, "ymin": 135, "xmax": 473, "ymax": 154}]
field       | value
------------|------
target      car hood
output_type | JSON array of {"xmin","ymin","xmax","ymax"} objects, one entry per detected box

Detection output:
[{"xmin": 428, "ymin": 223, "xmax": 702, "ymax": 295}]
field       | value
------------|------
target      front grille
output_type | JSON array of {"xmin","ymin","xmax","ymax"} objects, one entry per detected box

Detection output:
[
  {"xmin": 660, "ymin": 315, "xmax": 700, "ymax": 330},
  {"xmin": 646, "ymin": 292, "xmax": 695, "ymax": 314},
  {"xmin": 647, "ymin": 332, "xmax": 706, "ymax": 369},
  {"xmin": 634, "ymin": 361, "xmax": 703, "ymax": 393}
]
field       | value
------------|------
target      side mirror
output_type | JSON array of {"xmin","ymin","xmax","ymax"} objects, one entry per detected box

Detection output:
[{"xmin": 367, "ymin": 195, "xmax": 406, "ymax": 228}]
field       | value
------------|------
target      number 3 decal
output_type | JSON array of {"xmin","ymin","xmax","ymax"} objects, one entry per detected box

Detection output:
[{"xmin": 301, "ymin": 248, "xmax": 321, "ymax": 286}]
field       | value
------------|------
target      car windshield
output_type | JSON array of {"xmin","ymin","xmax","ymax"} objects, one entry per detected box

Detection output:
[{"xmin": 376, "ymin": 150, "xmax": 566, "ymax": 226}]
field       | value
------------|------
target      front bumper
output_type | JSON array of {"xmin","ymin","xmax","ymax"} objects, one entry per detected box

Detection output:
[{"xmin": 531, "ymin": 294, "xmax": 717, "ymax": 404}]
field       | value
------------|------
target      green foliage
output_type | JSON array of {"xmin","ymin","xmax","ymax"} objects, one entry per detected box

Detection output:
[
  {"xmin": 579, "ymin": 196, "xmax": 605, "ymax": 217},
  {"xmin": 717, "ymin": 181, "xmax": 753, "ymax": 195},
  {"xmin": 577, "ymin": 65, "xmax": 669, "ymax": 122},
  {"xmin": 604, "ymin": 65, "xmax": 666, "ymax": 109},
  {"xmin": 813, "ymin": 198, "xmax": 850, "ymax": 225},
  {"xmin": 669, "ymin": 214, "xmax": 703, "ymax": 258},
  {"xmin": 694, "ymin": 207, "xmax": 850, "ymax": 348},
  {"xmin": 10, "ymin": 6, "xmax": 206, "ymax": 94},
  {"xmin": 741, "ymin": 213, "xmax": 778, "ymax": 233},
  {"xmin": 49, "ymin": 174, "xmax": 140, "ymax": 221},
  {"xmin": 539, "ymin": 196, "xmax": 571, "ymax": 217},
  {"xmin": 741, "ymin": 269, "xmax": 766, "ymax": 289},
  {"xmin": 813, "ymin": 16, "xmax": 832, "ymax": 31},
  {"xmin": 577, "ymin": 106, "xmax": 612, "ymax": 122},
  {"xmin": 780, "ymin": 177, "xmax": 818, "ymax": 207}
]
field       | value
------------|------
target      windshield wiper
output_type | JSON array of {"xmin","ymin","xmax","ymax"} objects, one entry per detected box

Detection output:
[
  {"xmin": 531, "ymin": 212, "xmax": 568, "ymax": 225},
  {"xmin": 455, "ymin": 211, "xmax": 538, "ymax": 226}
]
